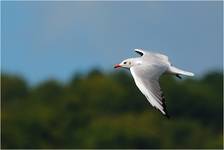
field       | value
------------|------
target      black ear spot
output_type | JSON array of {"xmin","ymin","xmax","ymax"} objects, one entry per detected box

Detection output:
[{"xmin": 129, "ymin": 62, "xmax": 131, "ymax": 65}]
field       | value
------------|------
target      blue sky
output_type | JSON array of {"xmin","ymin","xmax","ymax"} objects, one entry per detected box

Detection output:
[{"xmin": 1, "ymin": 1, "xmax": 223, "ymax": 84}]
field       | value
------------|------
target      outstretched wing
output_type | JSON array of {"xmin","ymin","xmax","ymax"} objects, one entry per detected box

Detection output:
[
  {"xmin": 130, "ymin": 64, "xmax": 169, "ymax": 117},
  {"xmin": 134, "ymin": 48, "xmax": 169, "ymax": 62}
]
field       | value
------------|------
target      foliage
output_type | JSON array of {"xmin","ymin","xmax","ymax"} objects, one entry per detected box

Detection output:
[{"xmin": 1, "ymin": 70, "xmax": 223, "ymax": 148}]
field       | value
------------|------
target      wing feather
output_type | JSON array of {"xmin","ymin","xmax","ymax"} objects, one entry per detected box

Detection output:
[
  {"xmin": 130, "ymin": 64, "xmax": 169, "ymax": 117},
  {"xmin": 134, "ymin": 49, "xmax": 169, "ymax": 63}
]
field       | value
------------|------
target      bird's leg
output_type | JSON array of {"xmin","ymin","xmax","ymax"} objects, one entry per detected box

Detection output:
[{"xmin": 176, "ymin": 74, "xmax": 182, "ymax": 79}]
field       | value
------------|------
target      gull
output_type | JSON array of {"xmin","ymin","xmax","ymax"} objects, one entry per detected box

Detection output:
[{"xmin": 114, "ymin": 49, "xmax": 194, "ymax": 118}]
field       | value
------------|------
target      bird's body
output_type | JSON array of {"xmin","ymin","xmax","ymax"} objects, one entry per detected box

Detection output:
[{"xmin": 114, "ymin": 49, "xmax": 194, "ymax": 118}]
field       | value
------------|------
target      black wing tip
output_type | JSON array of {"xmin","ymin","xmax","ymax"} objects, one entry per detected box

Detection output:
[
  {"xmin": 134, "ymin": 49, "xmax": 144, "ymax": 56},
  {"xmin": 163, "ymin": 112, "xmax": 170, "ymax": 119},
  {"xmin": 161, "ymin": 96, "xmax": 170, "ymax": 119},
  {"xmin": 163, "ymin": 107, "xmax": 170, "ymax": 119}
]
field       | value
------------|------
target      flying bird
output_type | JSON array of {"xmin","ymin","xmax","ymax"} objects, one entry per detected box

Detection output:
[{"xmin": 114, "ymin": 49, "xmax": 194, "ymax": 118}]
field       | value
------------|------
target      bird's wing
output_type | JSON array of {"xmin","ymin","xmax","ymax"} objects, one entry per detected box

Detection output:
[
  {"xmin": 134, "ymin": 49, "xmax": 147, "ymax": 56},
  {"xmin": 134, "ymin": 49, "xmax": 169, "ymax": 62},
  {"xmin": 154, "ymin": 53, "xmax": 169, "ymax": 61},
  {"xmin": 130, "ymin": 64, "xmax": 169, "ymax": 117}
]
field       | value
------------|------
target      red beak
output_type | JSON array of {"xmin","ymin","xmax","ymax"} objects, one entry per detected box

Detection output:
[{"xmin": 114, "ymin": 64, "xmax": 121, "ymax": 68}]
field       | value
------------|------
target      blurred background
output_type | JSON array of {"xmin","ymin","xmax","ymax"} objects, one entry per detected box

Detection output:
[{"xmin": 1, "ymin": 1, "xmax": 223, "ymax": 149}]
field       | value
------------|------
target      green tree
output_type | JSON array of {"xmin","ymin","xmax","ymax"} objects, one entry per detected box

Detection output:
[{"xmin": 1, "ymin": 71, "xmax": 223, "ymax": 149}]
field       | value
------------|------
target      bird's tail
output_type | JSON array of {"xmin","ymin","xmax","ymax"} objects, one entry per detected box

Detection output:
[{"xmin": 168, "ymin": 66, "xmax": 194, "ymax": 77}]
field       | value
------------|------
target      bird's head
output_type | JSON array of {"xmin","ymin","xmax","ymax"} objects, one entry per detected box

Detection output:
[{"xmin": 114, "ymin": 58, "xmax": 140, "ymax": 69}]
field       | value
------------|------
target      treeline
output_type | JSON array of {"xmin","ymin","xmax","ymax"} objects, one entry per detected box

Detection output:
[{"xmin": 1, "ymin": 70, "xmax": 223, "ymax": 148}]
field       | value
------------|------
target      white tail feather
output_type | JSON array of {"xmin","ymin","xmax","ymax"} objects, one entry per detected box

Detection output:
[{"xmin": 168, "ymin": 66, "xmax": 194, "ymax": 76}]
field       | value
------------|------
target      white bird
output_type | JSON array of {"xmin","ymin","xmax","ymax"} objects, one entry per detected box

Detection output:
[{"xmin": 114, "ymin": 49, "xmax": 194, "ymax": 118}]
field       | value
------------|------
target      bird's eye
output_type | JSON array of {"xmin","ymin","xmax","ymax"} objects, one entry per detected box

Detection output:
[{"xmin": 124, "ymin": 61, "xmax": 127, "ymax": 64}]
